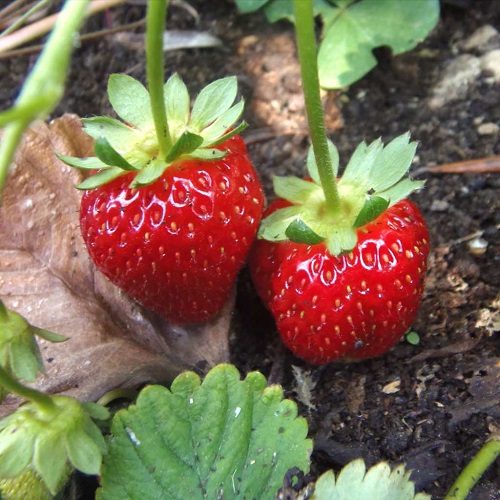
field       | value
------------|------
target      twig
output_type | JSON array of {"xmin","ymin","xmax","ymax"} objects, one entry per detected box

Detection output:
[
  {"xmin": 0, "ymin": 18, "xmax": 146, "ymax": 59},
  {"xmin": 414, "ymin": 155, "xmax": 500, "ymax": 176},
  {"xmin": 0, "ymin": 0, "xmax": 51, "ymax": 38},
  {"xmin": 0, "ymin": 0, "xmax": 125, "ymax": 54}
]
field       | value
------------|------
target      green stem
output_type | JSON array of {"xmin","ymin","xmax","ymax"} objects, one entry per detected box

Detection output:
[
  {"xmin": 0, "ymin": 299, "xmax": 8, "ymax": 321},
  {"xmin": 146, "ymin": 0, "xmax": 171, "ymax": 157},
  {"xmin": 0, "ymin": 0, "xmax": 89, "ymax": 196},
  {"xmin": 0, "ymin": 366, "xmax": 55, "ymax": 413},
  {"xmin": 444, "ymin": 437, "xmax": 500, "ymax": 500},
  {"xmin": 293, "ymin": 0, "xmax": 340, "ymax": 213}
]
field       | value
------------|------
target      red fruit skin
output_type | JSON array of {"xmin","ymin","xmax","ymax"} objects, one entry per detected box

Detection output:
[
  {"xmin": 249, "ymin": 198, "xmax": 430, "ymax": 365},
  {"xmin": 80, "ymin": 134, "xmax": 264, "ymax": 324}
]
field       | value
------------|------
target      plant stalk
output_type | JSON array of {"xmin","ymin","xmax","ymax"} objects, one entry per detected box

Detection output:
[
  {"xmin": 444, "ymin": 436, "xmax": 500, "ymax": 500},
  {"xmin": 293, "ymin": 0, "xmax": 340, "ymax": 213},
  {"xmin": 0, "ymin": 366, "xmax": 55, "ymax": 413},
  {"xmin": 146, "ymin": 0, "xmax": 171, "ymax": 157}
]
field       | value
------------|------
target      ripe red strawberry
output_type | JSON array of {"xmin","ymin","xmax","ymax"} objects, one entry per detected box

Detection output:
[
  {"xmin": 58, "ymin": 74, "xmax": 263, "ymax": 323},
  {"xmin": 249, "ymin": 134, "xmax": 430, "ymax": 364}
]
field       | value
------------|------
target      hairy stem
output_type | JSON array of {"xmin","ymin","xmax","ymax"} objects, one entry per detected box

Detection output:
[
  {"xmin": 444, "ymin": 437, "xmax": 500, "ymax": 500},
  {"xmin": 293, "ymin": 0, "xmax": 340, "ymax": 212},
  {"xmin": 146, "ymin": 0, "xmax": 171, "ymax": 156},
  {"xmin": 0, "ymin": 366, "xmax": 55, "ymax": 413}
]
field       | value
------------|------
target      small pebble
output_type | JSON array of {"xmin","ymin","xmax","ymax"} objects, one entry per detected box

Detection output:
[
  {"xmin": 468, "ymin": 237, "xmax": 488, "ymax": 256},
  {"xmin": 477, "ymin": 122, "xmax": 499, "ymax": 135}
]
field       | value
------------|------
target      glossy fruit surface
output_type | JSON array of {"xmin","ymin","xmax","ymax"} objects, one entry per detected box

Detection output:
[
  {"xmin": 81, "ymin": 134, "xmax": 263, "ymax": 323},
  {"xmin": 250, "ymin": 198, "xmax": 429, "ymax": 365}
]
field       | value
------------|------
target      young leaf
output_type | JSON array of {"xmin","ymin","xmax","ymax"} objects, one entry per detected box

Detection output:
[
  {"xmin": 98, "ymin": 364, "xmax": 312, "ymax": 500},
  {"xmin": 190, "ymin": 77, "xmax": 238, "ymax": 130},
  {"xmin": 108, "ymin": 74, "xmax": 152, "ymax": 130},
  {"xmin": 308, "ymin": 459, "xmax": 430, "ymax": 499}
]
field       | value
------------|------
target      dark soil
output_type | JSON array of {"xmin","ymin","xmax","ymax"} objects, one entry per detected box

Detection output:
[{"xmin": 1, "ymin": 0, "xmax": 498, "ymax": 498}]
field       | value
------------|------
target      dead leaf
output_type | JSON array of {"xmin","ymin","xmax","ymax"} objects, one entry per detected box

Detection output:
[
  {"xmin": 382, "ymin": 379, "xmax": 401, "ymax": 394},
  {"xmin": 0, "ymin": 115, "xmax": 232, "ymax": 416}
]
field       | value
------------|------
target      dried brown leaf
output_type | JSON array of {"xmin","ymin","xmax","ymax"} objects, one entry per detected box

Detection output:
[{"xmin": 0, "ymin": 115, "xmax": 232, "ymax": 416}]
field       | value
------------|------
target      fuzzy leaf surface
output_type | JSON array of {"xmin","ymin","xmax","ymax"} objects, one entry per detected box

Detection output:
[
  {"xmin": 306, "ymin": 459, "xmax": 430, "ymax": 499},
  {"xmin": 0, "ymin": 116, "xmax": 234, "ymax": 418},
  {"xmin": 98, "ymin": 364, "xmax": 311, "ymax": 500}
]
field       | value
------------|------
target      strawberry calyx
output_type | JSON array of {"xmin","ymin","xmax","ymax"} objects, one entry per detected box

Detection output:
[
  {"xmin": 258, "ymin": 133, "xmax": 425, "ymax": 255},
  {"xmin": 57, "ymin": 73, "xmax": 247, "ymax": 189}
]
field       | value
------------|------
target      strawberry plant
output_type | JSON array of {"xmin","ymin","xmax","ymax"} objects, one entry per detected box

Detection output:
[
  {"xmin": 57, "ymin": 2, "xmax": 264, "ymax": 324},
  {"xmin": 235, "ymin": 0, "xmax": 440, "ymax": 88},
  {"xmin": 248, "ymin": 0, "xmax": 430, "ymax": 364}
]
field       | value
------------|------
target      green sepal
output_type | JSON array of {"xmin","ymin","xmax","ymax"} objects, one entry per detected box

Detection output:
[
  {"xmin": 273, "ymin": 176, "xmax": 321, "ymax": 205},
  {"xmin": 377, "ymin": 177, "xmax": 425, "ymax": 205},
  {"xmin": 326, "ymin": 227, "xmax": 358, "ymax": 256},
  {"xmin": 55, "ymin": 153, "xmax": 108, "ymax": 171},
  {"xmin": 94, "ymin": 137, "xmax": 138, "ymax": 171},
  {"xmin": 82, "ymin": 116, "xmax": 136, "ymax": 146},
  {"xmin": 130, "ymin": 158, "xmax": 166, "ymax": 188},
  {"xmin": 32, "ymin": 328, "xmax": 67, "ymax": 343},
  {"xmin": 165, "ymin": 131, "xmax": 204, "ymax": 163},
  {"xmin": 0, "ymin": 395, "xmax": 109, "ymax": 495},
  {"xmin": 203, "ymin": 119, "xmax": 248, "ymax": 147},
  {"xmin": 286, "ymin": 218, "xmax": 325, "ymax": 245},
  {"xmin": 190, "ymin": 76, "xmax": 238, "ymax": 130},
  {"xmin": 164, "ymin": 73, "xmax": 190, "ymax": 142},
  {"xmin": 108, "ymin": 74, "xmax": 152, "ymax": 130},
  {"xmin": 202, "ymin": 100, "xmax": 245, "ymax": 144},
  {"xmin": 258, "ymin": 205, "xmax": 302, "ymax": 242},
  {"xmin": 189, "ymin": 149, "xmax": 226, "ymax": 160},
  {"xmin": 76, "ymin": 167, "xmax": 125, "ymax": 190},
  {"xmin": 306, "ymin": 139, "xmax": 339, "ymax": 185},
  {"xmin": 353, "ymin": 195, "xmax": 389, "ymax": 228}
]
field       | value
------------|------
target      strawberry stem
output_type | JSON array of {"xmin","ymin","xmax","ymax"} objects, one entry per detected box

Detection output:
[
  {"xmin": 293, "ymin": 0, "xmax": 340, "ymax": 213},
  {"xmin": 0, "ymin": 366, "xmax": 55, "ymax": 413},
  {"xmin": 146, "ymin": 0, "xmax": 172, "ymax": 157}
]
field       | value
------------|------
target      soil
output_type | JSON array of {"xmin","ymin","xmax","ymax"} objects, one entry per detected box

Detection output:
[{"xmin": 1, "ymin": 0, "xmax": 499, "ymax": 498}]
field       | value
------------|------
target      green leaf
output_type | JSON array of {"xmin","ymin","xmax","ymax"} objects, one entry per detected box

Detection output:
[
  {"xmin": 258, "ymin": 205, "xmax": 302, "ymax": 242},
  {"xmin": 405, "ymin": 331, "xmax": 420, "ymax": 346},
  {"xmin": 9, "ymin": 336, "xmax": 42, "ymax": 382},
  {"xmin": 318, "ymin": 0, "xmax": 440, "ymax": 88},
  {"xmin": 0, "ymin": 424, "xmax": 35, "ymax": 477},
  {"xmin": 165, "ymin": 131, "xmax": 204, "ymax": 162},
  {"xmin": 55, "ymin": 153, "xmax": 108, "ymax": 170},
  {"xmin": 306, "ymin": 140, "xmax": 339, "ymax": 185},
  {"xmin": 202, "ymin": 100, "xmax": 245, "ymax": 145},
  {"xmin": 353, "ymin": 196, "xmax": 389, "ymax": 228},
  {"xmin": 33, "ymin": 328, "xmax": 67, "ymax": 343},
  {"xmin": 164, "ymin": 73, "xmax": 190, "ymax": 142},
  {"xmin": 94, "ymin": 137, "xmax": 138, "ymax": 171},
  {"xmin": 108, "ymin": 74, "xmax": 152, "ymax": 129},
  {"xmin": 76, "ymin": 167, "xmax": 125, "ymax": 190},
  {"xmin": 273, "ymin": 176, "xmax": 322, "ymax": 205},
  {"xmin": 190, "ymin": 77, "xmax": 238, "ymax": 130},
  {"xmin": 309, "ymin": 459, "xmax": 431, "ymax": 499},
  {"xmin": 286, "ymin": 218, "xmax": 325, "ymax": 245},
  {"xmin": 235, "ymin": 0, "xmax": 270, "ymax": 14},
  {"xmin": 98, "ymin": 364, "xmax": 311, "ymax": 500}
]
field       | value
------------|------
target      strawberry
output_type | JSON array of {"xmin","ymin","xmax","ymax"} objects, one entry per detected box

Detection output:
[
  {"xmin": 58, "ymin": 74, "xmax": 263, "ymax": 324},
  {"xmin": 249, "ymin": 134, "xmax": 429, "ymax": 365}
]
